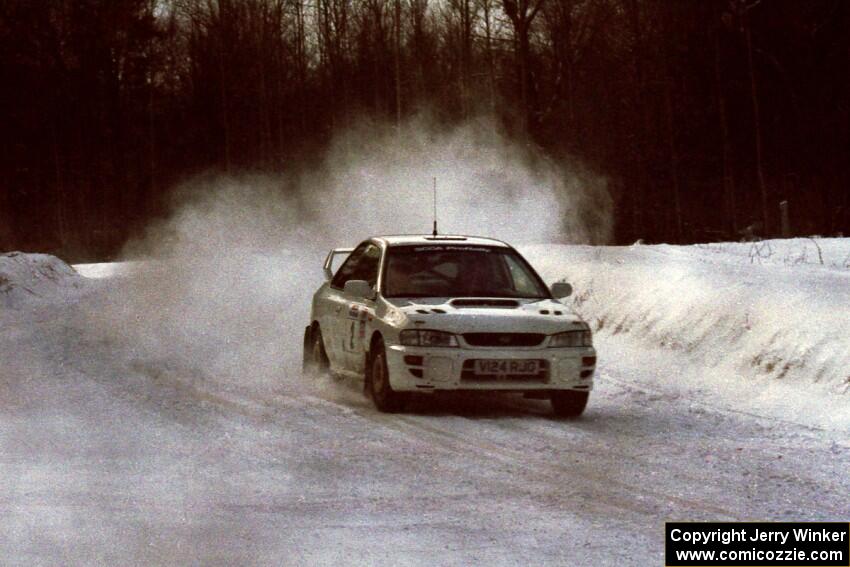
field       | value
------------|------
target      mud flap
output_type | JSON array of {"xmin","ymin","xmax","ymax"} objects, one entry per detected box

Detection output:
[
  {"xmin": 363, "ymin": 349, "xmax": 372, "ymax": 393},
  {"xmin": 302, "ymin": 326, "xmax": 312, "ymax": 372}
]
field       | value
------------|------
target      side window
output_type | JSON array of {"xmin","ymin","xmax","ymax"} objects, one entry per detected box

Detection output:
[
  {"xmin": 504, "ymin": 254, "xmax": 538, "ymax": 296},
  {"xmin": 348, "ymin": 244, "xmax": 381, "ymax": 288},
  {"xmin": 331, "ymin": 243, "xmax": 368, "ymax": 289}
]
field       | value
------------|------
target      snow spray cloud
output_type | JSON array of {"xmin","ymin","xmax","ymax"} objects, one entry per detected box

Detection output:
[
  {"xmin": 304, "ymin": 115, "xmax": 612, "ymax": 245},
  {"xmin": 95, "ymin": 115, "xmax": 612, "ymax": 396}
]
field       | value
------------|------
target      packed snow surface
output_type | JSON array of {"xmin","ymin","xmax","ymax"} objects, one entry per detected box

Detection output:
[{"xmin": 2, "ymin": 242, "xmax": 849, "ymax": 565}]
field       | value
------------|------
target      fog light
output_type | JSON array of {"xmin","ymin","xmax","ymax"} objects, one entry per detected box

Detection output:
[
  {"xmin": 580, "ymin": 369, "xmax": 593, "ymax": 379},
  {"xmin": 582, "ymin": 356, "xmax": 596, "ymax": 366}
]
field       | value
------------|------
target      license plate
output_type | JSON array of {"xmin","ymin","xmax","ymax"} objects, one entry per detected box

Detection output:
[{"xmin": 474, "ymin": 359, "xmax": 539, "ymax": 376}]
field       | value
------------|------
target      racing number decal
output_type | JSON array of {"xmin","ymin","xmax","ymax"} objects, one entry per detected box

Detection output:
[
  {"xmin": 358, "ymin": 309, "xmax": 367, "ymax": 340},
  {"xmin": 347, "ymin": 304, "xmax": 369, "ymax": 351}
]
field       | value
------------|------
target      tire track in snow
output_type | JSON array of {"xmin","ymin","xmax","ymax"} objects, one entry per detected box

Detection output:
[
  {"xmin": 292, "ymin": 390, "xmax": 737, "ymax": 522},
  {"xmin": 292, "ymin": 377, "xmax": 850, "ymax": 520}
]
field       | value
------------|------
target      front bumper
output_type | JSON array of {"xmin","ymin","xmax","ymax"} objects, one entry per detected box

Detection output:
[{"xmin": 385, "ymin": 344, "xmax": 596, "ymax": 393}]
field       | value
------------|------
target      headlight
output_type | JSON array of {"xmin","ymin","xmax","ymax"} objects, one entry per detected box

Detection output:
[
  {"xmin": 399, "ymin": 329, "xmax": 459, "ymax": 347},
  {"xmin": 548, "ymin": 330, "xmax": 593, "ymax": 348}
]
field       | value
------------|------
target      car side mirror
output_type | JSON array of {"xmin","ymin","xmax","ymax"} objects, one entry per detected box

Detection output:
[
  {"xmin": 550, "ymin": 282, "xmax": 573, "ymax": 298},
  {"xmin": 343, "ymin": 279, "xmax": 375, "ymax": 300}
]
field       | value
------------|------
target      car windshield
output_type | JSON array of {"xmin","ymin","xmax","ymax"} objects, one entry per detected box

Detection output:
[{"xmin": 383, "ymin": 245, "xmax": 550, "ymax": 299}]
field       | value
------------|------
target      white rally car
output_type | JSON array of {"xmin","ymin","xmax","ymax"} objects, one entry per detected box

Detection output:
[{"xmin": 302, "ymin": 235, "xmax": 596, "ymax": 416}]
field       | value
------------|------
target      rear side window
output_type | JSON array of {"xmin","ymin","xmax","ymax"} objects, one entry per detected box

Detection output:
[{"xmin": 331, "ymin": 242, "xmax": 381, "ymax": 290}]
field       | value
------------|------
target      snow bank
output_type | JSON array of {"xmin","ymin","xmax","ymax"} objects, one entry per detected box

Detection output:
[
  {"xmin": 525, "ymin": 239, "xmax": 850, "ymax": 423},
  {"xmin": 73, "ymin": 260, "xmax": 144, "ymax": 280},
  {"xmin": 0, "ymin": 252, "xmax": 84, "ymax": 308}
]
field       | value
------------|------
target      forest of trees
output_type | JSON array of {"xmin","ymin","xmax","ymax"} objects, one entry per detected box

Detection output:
[{"xmin": 1, "ymin": 0, "xmax": 848, "ymax": 259}]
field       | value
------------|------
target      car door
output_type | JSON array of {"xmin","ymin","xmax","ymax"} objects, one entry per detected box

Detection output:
[
  {"xmin": 339, "ymin": 243, "xmax": 382, "ymax": 373},
  {"xmin": 325, "ymin": 243, "xmax": 369, "ymax": 372}
]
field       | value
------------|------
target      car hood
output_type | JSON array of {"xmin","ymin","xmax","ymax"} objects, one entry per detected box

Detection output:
[{"xmin": 385, "ymin": 297, "xmax": 586, "ymax": 335}]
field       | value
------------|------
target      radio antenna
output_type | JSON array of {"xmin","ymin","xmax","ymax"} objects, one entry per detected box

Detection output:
[{"xmin": 432, "ymin": 177, "xmax": 438, "ymax": 236}]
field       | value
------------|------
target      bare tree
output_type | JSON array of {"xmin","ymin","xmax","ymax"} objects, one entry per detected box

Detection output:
[
  {"xmin": 540, "ymin": 0, "xmax": 611, "ymax": 138},
  {"xmin": 477, "ymin": 0, "xmax": 498, "ymax": 110},
  {"xmin": 501, "ymin": 0, "xmax": 545, "ymax": 130},
  {"xmin": 714, "ymin": 7, "xmax": 737, "ymax": 236},
  {"xmin": 394, "ymin": 0, "xmax": 402, "ymax": 127},
  {"xmin": 627, "ymin": 0, "xmax": 648, "ymax": 239},
  {"xmin": 731, "ymin": 0, "xmax": 769, "ymax": 235},
  {"xmin": 440, "ymin": 0, "xmax": 476, "ymax": 116},
  {"xmin": 318, "ymin": 0, "xmax": 352, "ymax": 125},
  {"xmin": 407, "ymin": 0, "xmax": 431, "ymax": 100}
]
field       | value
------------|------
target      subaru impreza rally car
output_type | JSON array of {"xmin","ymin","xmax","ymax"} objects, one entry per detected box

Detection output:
[{"xmin": 302, "ymin": 235, "xmax": 596, "ymax": 416}]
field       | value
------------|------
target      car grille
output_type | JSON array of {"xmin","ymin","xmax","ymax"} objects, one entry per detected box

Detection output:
[
  {"xmin": 461, "ymin": 359, "xmax": 549, "ymax": 382},
  {"xmin": 463, "ymin": 333, "xmax": 545, "ymax": 347}
]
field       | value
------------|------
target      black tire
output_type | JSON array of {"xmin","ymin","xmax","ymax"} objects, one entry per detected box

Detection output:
[
  {"xmin": 369, "ymin": 342, "xmax": 404, "ymax": 413},
  {"xmin": 551, "ymin": 390, "xmax": 589, "ymax": 418},
  {"xmin": 303, "ymin": 326, "xmax": 329, "ymax": 378}
]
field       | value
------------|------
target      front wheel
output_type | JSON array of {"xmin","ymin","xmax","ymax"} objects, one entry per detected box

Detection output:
[
  {"xmin": 551, "ymin": 390, "xmax": 589, "ymax": 418},
  {"xmin": 369, "ymin": 343, "xmax": 404, "ymax": 413}
]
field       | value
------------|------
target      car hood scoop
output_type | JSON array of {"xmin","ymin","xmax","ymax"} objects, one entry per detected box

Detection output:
[{"xmin": 449, "ymin": 298, "xmax": 520, "ymax": 308}]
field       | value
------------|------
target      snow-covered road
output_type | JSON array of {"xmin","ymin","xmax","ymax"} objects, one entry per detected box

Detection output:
[{"xmin": 2, "ymin": 245, "xmax": 849, "ymax": 565}]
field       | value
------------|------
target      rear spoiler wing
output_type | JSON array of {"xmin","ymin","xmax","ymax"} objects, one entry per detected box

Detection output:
[{"xmin": 323, "ymin": 247, "xmax": 354, "ymax": 281}]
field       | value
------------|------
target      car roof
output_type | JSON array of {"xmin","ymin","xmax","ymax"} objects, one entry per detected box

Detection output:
[{"xmin": 372, "ymin": 235, "xmax": 511, "ymax": 248}]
